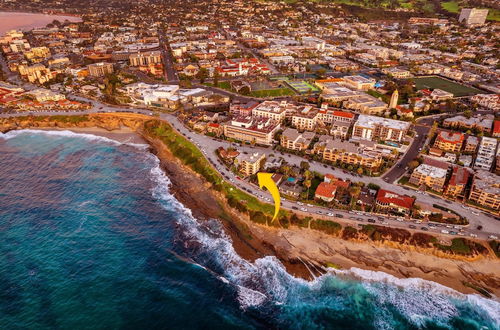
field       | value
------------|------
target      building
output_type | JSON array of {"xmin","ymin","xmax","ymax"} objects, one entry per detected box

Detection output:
[
  {"xmin": 464, "ymin": 136, "xmax": 479, "ymax": 153},
  {"xmin": 129, "ymin": 51, "xmax": 162, "ymax": 66},
  {"xmin": 322, "ymin": 140, "xmax": 383, "ymax": 169},
  {"xmin": 468, "ymin": 171, "xmax": 500, "ymax": 212},
  {"xmin": 280, "ymin": 128, "xmax": 315, "ymax": 151},
  {"xmin": 330, "ymin": 121, "xmax": 351, "ymax": 139},
  {"xmin": 235, "ymin": 152, "xmax": 265, "ymax": 177},
  {"xmin": 445, "ymin": 166, "xmax": 472, "ymax": 199},
  {"xmin": 314, "ymin": 182, "xmax": 338, "ymax": 202},
  {"xmin": 443, "ymin": 114, "xmax": 494, "ymax": 133},
  {"xmin": 389, "ymin": 89, "xmax": 398, "ymax": 109},
  {"xmin": 223, "ymin": 117, "xmax": 280, "ymax": 146},
  {"xmin": 458, "ymin": 8, "xmax": 489, "ymax": 26},
  {"xmin": 430, "ymin": 89, "xmax": 454, "ymax": 101},
  {"xmin": 88, "ymin": 62, "xmax": 114, "ymax": 77},
  {"xmin": 409, "ymin": 164, "xmax": 448, "ymax": 192},
  {"xmin": 382, "ymin": 67, "xmax": 411, "ymax": 79},
  {"xmin": 229, "ymin": 100, "xmax": 259, "ymax": 117},
  {"xmin": 375, "ymin": 189, "xmax": 415, "ymax": 215},
  {"xmin": 343, "ymin": 75, "xmax": 376, "ymax": 90},
  {"xmin": 474, "ymin": 137, "xmax": 498, "ymax": 171},
  {"xmin": 317, "ymin": 109, "xmax": 355, "ymax": 125},
  {"xmin": 352, "ymin": 115, "xmax": 410, "ymax": 143},
  {"xmin": 252, "ymin": 100, "xmax": 291, "ymax": 122},
  {"xmin": 433, "ymin": 130, "xmax": 465, "ymax": 153},
  {"xmin": 28, "ymin": 88, "xmax": 66, "ymax": 102},
  {"xmin": 344, "ymin": 94, "xmax": 388, "ymax": 115},
  {"xmin": 493, "ymin": 121, "xmax": 500, "ymax": 138},
  {"xmin": 291, "ymin": 106, "xmax": 319, "ymax": 131}
]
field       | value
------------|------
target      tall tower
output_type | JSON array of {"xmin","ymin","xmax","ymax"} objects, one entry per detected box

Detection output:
[{"xmin": 390, "ymin": 89, "xmax": 399, "ymax": 109}]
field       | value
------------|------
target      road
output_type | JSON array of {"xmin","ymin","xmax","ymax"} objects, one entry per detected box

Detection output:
[
  {"xmin": 158, "ymin": 34, "xmax": 179, "ymax": 83},
  {"xmin": 382, "ymin": 124, "xmax": 430, "ymax": 183}
]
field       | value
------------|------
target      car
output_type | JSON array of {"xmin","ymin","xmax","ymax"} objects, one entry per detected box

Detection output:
[
  {"xmin": 421, "ymin": 227, "xmax": 429, "ymax": 231},
  {"xmin": 335, "ymin": 214, "xmax": 344, "ymax": 218},
  {"xmin": 458, "ymin": 232, "xmax": 465, "ymax": 236},
  {"xmin": 409, "ymin": 225, "xmax": 416, "ymax": 229},
  {"xmin": 471, "ymin": 211, "xmax": 480, "ymax": 216},
  {"xmin": 297, "ymin": 202, "xmax": 304, "ymax": 206},
  {"xmin": 396, "ymin": 217, "xmax": 404, "ymax": 222},
  {"xmin": 307, "ymin": 204, "xmax": 314, "ymax": 208},
  {"xmin": 415, "ymin": 220, "xmax": 422, "ymax": 224},
  {"xmin": 316, "ymin": 211, "xmax": 323, "ymax": 214},
  {"xmin": 292, "ymin": 206, "xmax": 298, "ymax": 210},
  {"xmin": 450, "ymin": 231, "xmax": 457, "ymax": 235},
  {"xmin": 382, "ymin": 221, "xmax": 389, "ymax": 225},
  {"xmin": 489, "ymin": 235, "xmax": 499, "ymax": 240},
  {"xmin": 469, "ymin": 233, "xmax": 478, "ymax": 238},
  {"xmin": 327, "ymin": 212, "xmax": 334, "ymax": 217},
  {"xmin": 300, "ymin": 207, "xmax": 308, "ymax": 212},
  {"xmin": 441, "ymin": 230, "xmax": 449, "ymax": 234},
  {"xmin": 367, "ymin": 219, "xmax": 376, "ymax": 223},
  {"xmin": 357, "ymin": 218, "xmax": 364, "ymax": 221}
]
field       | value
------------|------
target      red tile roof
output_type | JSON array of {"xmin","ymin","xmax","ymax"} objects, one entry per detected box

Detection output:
[
  {"xmin": 376, "ymin": 189, "xmax": 415, "ymax": 210},
  {"xmin": 315, "ymin": 182, "xmax": 337, "ymax": 199},
  {"xmin": 332, "ymin": 110, "xmax": 354, "ymax": 119},
  {"xmin": 493, "ymin": 120, "xmax": 500, "ymax": 135}
]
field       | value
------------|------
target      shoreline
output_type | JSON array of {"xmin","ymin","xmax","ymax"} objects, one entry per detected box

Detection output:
[{"xmin": 1, "ymin": 115, "xmax": 499, "ymax": 298}]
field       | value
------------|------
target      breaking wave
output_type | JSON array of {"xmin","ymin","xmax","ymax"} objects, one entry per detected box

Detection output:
[{"xmin": 147, "ymin": 153, "xmax": 500, "ymax": 329}]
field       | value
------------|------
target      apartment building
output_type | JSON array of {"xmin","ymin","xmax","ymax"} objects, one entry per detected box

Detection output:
[
  {"xmin": 129, "ymin": 51, "xmax": 162, "ymax": 66},
  {"xmin": 409, "ymin": 164, "xmax": 448, "ymax": 192},
  {"xmin": 252, "ymin": 100, "xmax": 291, "ymax": 122},
  {"xmin": 433, "ymin": 130, "xmax": 464, "ymax": 153},
  {"xmin": 291, "ymin": 106, "xmax": 319, "ymax": 131},
  {"xmin": 322, "ymin": 140, "xmax": 382, "ymax": 169},
  {"xmin": 17, "ymin": 64, "xmax": 52, "ymax": 84},
  {"xmin": 280, "ymin": 128, "xmax": 315, "ymax": 151},
  {"xmin": 468, "ymin": 170, "xmax": 500, "ymax": 211},
  {"xmin": 474, "ymin": 137, "xmax": 498, "ymax": 171},
  {"xmin": 352, "ymin": 115, "xmax": 410, "ymax": 143},
  {"xmin": 464, "ymin": 136, "xmax": 479, "ymax": 153},
  {"xmin": 88, "ymin": 62, "xmax": 114, "ymax": 77},
  {"xmin": 443, "ymin": 115, "xmax": 494, "ymax": 133},
  {"xmin": 445, "ymin": 166, "xmax": 472, "ymax": 199},
  {"xmin": 223, "ymin": 116, "xmax": 280, "ymax": 146},
  {"xmin": 344, "ymin": 94, "xmax": 388, "ymax": 115},
  {"xmin": 235, "ymin": 152, "xmax": 265, "ymax": 177},
  {"xmin": 317, "ymin": 109, "xmax": 355, "ymax": 125},
  {"xmin": 229, "ymin": 100, "xmax": 259, "ymax": 117},
  {"xmin": 330, "ymin": 121, "xmax": 351, "ymax": 139}
]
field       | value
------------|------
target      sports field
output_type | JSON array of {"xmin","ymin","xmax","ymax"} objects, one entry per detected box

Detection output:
[
  {"xmin": 412, "ymin": 76, "xmax": 482, "ymax": 97},
  {"xmin": 286, "ymin": 80, "xmax": 319, "ymax": 94}
]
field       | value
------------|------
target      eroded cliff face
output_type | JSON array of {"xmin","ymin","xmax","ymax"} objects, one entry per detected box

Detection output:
[{"xmin": 0, "ymin": 113, "xmax": 151, "ymax": 133}]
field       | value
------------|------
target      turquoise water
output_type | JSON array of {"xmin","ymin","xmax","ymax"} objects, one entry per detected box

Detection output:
[{"xmin": 0, "ymin": 130, "xmax": 498, "ymax": 329}]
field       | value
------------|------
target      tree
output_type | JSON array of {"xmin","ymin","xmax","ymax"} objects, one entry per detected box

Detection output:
[
  {"xmin": 409, "ymin": 160, "xmax": 420, "ymax": 170},
  {"xmin": 213, "ymin": 71, "xmax": 220, "ymax": 87},
  {"xmin": 300, "ymin": 161, "xmax": 310, "ymax": 171},
  {"xmin": 304, "ymin": 179, "xmax": 312, "ymax": 198},
  {"xmin": 463, "ymin": 110, "xmax": 473, "ymax": 119},
  {"xmin": 196, "ymin": 67, "xmax": 208, "ymax": 83},
  {"xmin": 357, "ymin": 167, "xmax": 364, "ymax": 175}
]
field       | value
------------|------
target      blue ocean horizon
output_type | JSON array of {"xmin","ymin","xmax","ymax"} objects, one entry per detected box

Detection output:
[{"xmin": 0, "ymin": 129, "xmax": 498, "ymax": 329}]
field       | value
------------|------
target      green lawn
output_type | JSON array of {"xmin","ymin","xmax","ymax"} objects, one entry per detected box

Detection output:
[
  {"xmin": 249, "ymin": 88, "xmax": 295, "ymax": 98},
  {"xmin": 412, "ymin": 76, "xmax": 482, "ymax": 97}
]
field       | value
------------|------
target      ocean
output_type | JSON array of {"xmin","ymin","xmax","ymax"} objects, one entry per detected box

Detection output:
[
  {"xmin": 0, "ymin": 130, "xmax": 498, "ymax": 330},
  {"xmin": 0, "ymin": 12, "xmax": 81, "ymax": 35}
]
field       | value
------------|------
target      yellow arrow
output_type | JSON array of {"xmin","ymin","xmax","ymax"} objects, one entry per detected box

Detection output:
[{"xmin": 257, "ymin": 172, "xmax": 281, "ymax": 222}]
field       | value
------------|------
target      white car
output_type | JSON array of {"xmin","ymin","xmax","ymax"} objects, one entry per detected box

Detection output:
[
  {"xmin": 297, "ymin": 202, "xmax": 304, "ymax": 206},
  {"xmin": 471, "ymin": 211, "xmax": 480, "ymax": 216},
  {"xmin": 300, "ymin": 207, "xmax": 308, "ymax": 212},
  {"xmin": 469, "ymin": 233, "xmax": 478, "ymax": 238},
  {"xmin": 327, "ymin": 212, "xmax": 334, "ymax": 217},
  {"xmin": 489, "ymin": 235, "xmax": 499, "ymax": 240},
  {"xmin": 441, "ymin": 230, "xmax": 450, "ymax": 234}
]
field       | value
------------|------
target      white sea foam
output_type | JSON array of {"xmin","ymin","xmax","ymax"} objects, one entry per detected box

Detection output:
[
  {"xmin": 145, "ymin": 145, "xmax": 500, "ymax": 328},
  {"xmin": 0, "ymin": 129, "xmax": 149, "ymax": 149}
]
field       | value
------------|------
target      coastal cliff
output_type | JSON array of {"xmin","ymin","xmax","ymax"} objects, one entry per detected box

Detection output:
[{"xmin": 1, "ymin": 114, "xmax": 499, "ymax": 297}]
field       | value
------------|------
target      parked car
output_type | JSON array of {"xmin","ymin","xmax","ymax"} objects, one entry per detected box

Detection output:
[
  {"xmin": 367, "ymin": 219, "xmax": 376, "ymax": 223},
  {"xmin": 409, "ymin": 225, "xmax": 416, "ymax": 229},
  {"xmin": 421, "ymin": 227, "xmax": 429, "ymax": 231},
  {"xmin": 489, "ymin": 235, "xmax": 499, "ymax": 240},
  {"xmin": 335, "ymin": 214, "xmax": 343, "ymax": 218},
  {"xmin": 441, "ymin": 230, "xmax": 449, "ymax": 234}
]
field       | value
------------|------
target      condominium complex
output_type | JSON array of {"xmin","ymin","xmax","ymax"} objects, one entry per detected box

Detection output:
[
  {"xmin": 469, "ymin": 170, "xmax": 500, "ymax": 211},
  {"xmin": 280, "ymin": 128, "xmax": 315, "ymax": 151},
  {"xmin": 474, "ymin": 137, "xmax": 498, "ymax": 171},
  {"xmin": 352, "ymin": 115, "xmax": 410, "ymax": 143},
  {"xmin": 223, "ymin": 116, "xmax": 280, "ymax": 146},
  {"xmin": 409, "ymin": 163, "xmax": 448, "ymax": 192},
  {"xmin": 129, "ymin": 51, "xmax": 162, "ymax": 66},
  {"xmin": 322, "ymin": 139, "xmax": 382, "ymax": 169},
  {"xmin": 252, "ymin": 100, "xmax": 291, "ymax": 122},
  {"xmin": 291, "ymin": 106, "xmax": 319, "ymax": 131},
  {"xmin": 88, "ymin": 62, "xmax": 114, "ymax": 77},
  {"xmin": 433, "ymin": 130, "xmax": 464, "ymax": 153},
  {"xmin": 343, "ymin": 75, "xmax": 376, "ymax": 90},
  {"xmin": 445, "ymin": 166, "xmax": 472, "ymax": 199},
  {"xmin": 235, "ymin": 152, "xmax": 266, "ymax": 177},
  {"xmin": 459, "ymin": 8, "xmax": 489, "ymax": 26}
]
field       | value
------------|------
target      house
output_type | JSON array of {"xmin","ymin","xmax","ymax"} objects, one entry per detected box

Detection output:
[
  {"xmin": 375, "ymin": 189, "xmax": 415, "ymax": 215},
  {"xmin": 314, "ymin": 182, "xmax": 337, "ymax": 202},
  {"xmin": 279, "ymin": 179, "xmax": 302, "ymax": 198}
]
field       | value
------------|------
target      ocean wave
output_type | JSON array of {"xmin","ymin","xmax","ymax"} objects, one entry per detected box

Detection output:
[
  {"xmin": 0, "ymin": 129, "xmax": 149, "ymax": 149},
  {"xmin": 146, "ymin": 147, "xmax": 500, "ymax": 329}
]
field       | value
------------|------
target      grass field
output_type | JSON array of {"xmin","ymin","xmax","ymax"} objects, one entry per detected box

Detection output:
[
  {"xmin": 412, "ymin": 76, "xmax": 482, "ymax": 97},
  {"xmin": 286, "ymin": 80, "xmax": 319, "ymax": 94},
  {"xmin": 249, "ymin": 88, "xmax": 295, "ymax": 98}
]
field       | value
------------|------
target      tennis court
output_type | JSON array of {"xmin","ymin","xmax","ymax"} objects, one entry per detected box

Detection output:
[{"xmin": 286, "ymin": 80, "xmax": 319, "ymax": 94}]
